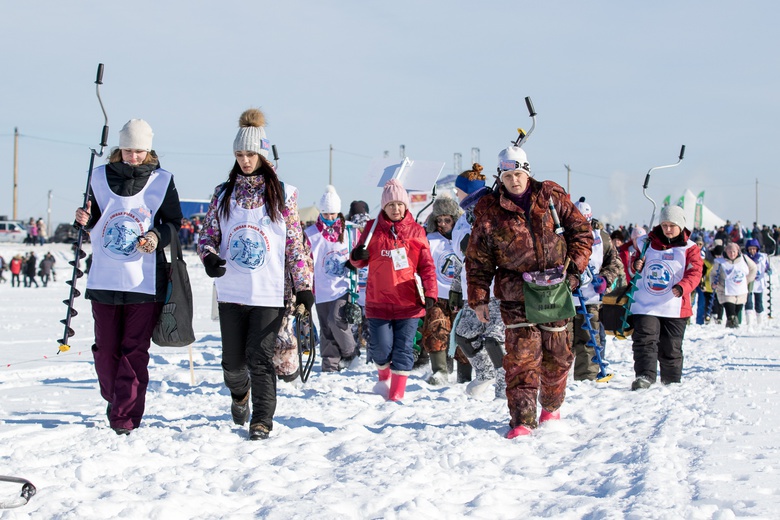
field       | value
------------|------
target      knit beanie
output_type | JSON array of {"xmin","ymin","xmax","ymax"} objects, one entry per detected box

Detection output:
[
  {"xmin": 233, "ymin": 108, "xmax": 271, "ymax": 158},
  {"xmin": 497, "ymin": 146, "xmax": 531, "ymax": 174},
  {"xmin": 455, "ymin": 163, "xmax": 486, "ymax": 195},
  {"xmin": 746, "ymin": 238, "xmax": 760, "ymax": 250},
  {"xmin": 659, "ymin": 205, "xmax": 686, "ymax": 229},
  {"xmin": 347, "ymin": 200, "xmax": 370, "ymax": 219},
  {"xmin": 631, "ymin": 227, "xmax": 647, "ymax": 241},
  {"xmin": 381, "ymin": 179, "xmax": 411, "ymax": 209},
  {"xmin": 317, "ymin": 185, "xmax": 342, "ymax": 213},
  {"xmin": 574, "ymin": 197, "xmax": 592, "ymax": 222},
  {"xmin": 118, "ymin": 119, "xmax": 153, "ymax": 151}
]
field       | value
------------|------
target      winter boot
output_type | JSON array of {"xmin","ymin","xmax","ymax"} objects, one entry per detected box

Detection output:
[
  {"xmin": 388, "ymin": 373, "xmax": 408, "ymax": 401},
  {"xmin": 631, "ymin": 376, "xmax": 653, "ymax": 391},
  {"xmin": 249, "ymin": 423, "xmax": 270, "ymax": 440},
  {"xmin": 373, "ymin": 365, "xmax": 391, "ymax": 398},
  {"xmin": 757, "ymin": 312, "xmax": 764, "ymax": 325},
  {"xmin": 465, "ymin": 348, "xmax": 496, "ymax": 397},
  {"xmin": 726, "ymin": 315, "xmax": 740, "ymax": 329},
  {"xmin": 745, "ymin": 310, "xmax": 755, "ymax": 326},
  {"xmin": 456, "ymin": 361, "xmax": 473, "ymax": 383},
  {"xmin": 506, "ymin": 425, "xmax": 532, "ymax": 439},
  {"xmin": 539, "ymin": 409, "xmax": 561, "ymax": 423},
  {"xmin": 231, "ymin": 392, "xmax": 250, "ymax": 426},
  {"xmin": 427, "ymin": 350, "xmax": 449, "ymax": 386}
]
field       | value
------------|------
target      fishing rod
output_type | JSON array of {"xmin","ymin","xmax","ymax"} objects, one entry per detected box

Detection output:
[{"xmin": 57, "ymin": 63, "xmax": 109, "ymax": 354}]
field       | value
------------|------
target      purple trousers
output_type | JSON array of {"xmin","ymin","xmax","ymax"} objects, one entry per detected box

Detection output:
[{"xmin": 91, "ymin": 301, "xmax": 161, "ymax": 430}]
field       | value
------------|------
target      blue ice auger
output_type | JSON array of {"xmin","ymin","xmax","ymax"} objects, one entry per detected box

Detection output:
[
  {"xmin": 620, "ymin": 145, "xmax": 686, "ymax": 336},
  {"xmin": 573, "ymin": 270, "xmax": 613, "ymax": 382}
]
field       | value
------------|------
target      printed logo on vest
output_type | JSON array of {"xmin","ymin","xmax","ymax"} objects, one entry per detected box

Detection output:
[
  {"xmin": 643, "ymin": 261, "xmax": 673, "ymax": 295},
  {"xmin": 437, "ymin": 252, "xmax": 460, "ymax": 285},
  {"xmin": 322, "ymin": 248, "xmax": 349, "ymax": 277},
  {"xmin": 100, "ymin": 209, "xmax": 149, "ymax": 259},
  {"xmin": 227, "ymin": 222, "xmax": 270, "ymax": 272}
]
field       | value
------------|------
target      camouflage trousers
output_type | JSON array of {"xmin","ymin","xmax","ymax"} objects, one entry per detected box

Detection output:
[
  {"xmin": 500, "ymin": 302, "xmax": 573, "ymax": 430},
  {"xmin": 422, "ymin": 297, "xmax": 469, "ymax": 364}
]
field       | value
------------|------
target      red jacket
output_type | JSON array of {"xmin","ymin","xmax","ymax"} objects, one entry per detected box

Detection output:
[
  {"xmin": 351, "ymin": 210, "xmax": 437, "ymax": 320},
  {"xmin": 10, "ymin": 258, "xmax": 22, "ymax": 275}
]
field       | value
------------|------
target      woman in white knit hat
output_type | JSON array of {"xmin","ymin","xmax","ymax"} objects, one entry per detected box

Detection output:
[
  {"xmin": 74, "ymin": 118, "xmax": 183, "ymax": 435},
  {"xmin": 304, "ymin": 185, "xmax": 360, "ymax": 372},
  {"xmin": 197, "ymin": 108, "xmax": 314, "ymax": 441},
  {"xmin": 629, "ymin": 204, "xmax": 703, "ymax": 390}
]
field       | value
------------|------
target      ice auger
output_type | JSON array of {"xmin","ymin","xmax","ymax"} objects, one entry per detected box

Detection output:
[
  {"xmin": 619, "ymin": 145, "xmax": 686, "ymax": 336},
  {"xmin": 572, "ymin": 272, "xmax": 613, "ymax": 382},
  {"xmin": 0, "ymin": 475, "xmax": 36, "ymax": 509},
  {"xmin": 57, "ymin": 64, "xmax": 109, "ymax": 354},
  {"xmin": 295, "ymin": 304, "xmax": 318, "ymax": 383}
]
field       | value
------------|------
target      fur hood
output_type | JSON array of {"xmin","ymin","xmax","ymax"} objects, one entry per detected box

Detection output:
[{"xmin": 425, "ymin": 196, "xmax": 462, "ymax": 233}]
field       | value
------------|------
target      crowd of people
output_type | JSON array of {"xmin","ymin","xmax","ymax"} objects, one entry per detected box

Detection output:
[
  {"xmin": 0, "ymin": 251, "xmax": 56, "ymax": 287},
  {"xmin": 53, "ymin": 107, "xmax": 776, "ymax": 443}
]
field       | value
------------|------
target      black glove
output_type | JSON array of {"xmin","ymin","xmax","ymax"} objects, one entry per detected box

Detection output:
[
  {"xmin": 344, "ymin": 260, "xmax": 357, "ymax": 272},
  {"xmin": 448, "ymin": 290, "xmax": 463, "ymax": 311},
  {"xmin": 295, "ymin": 290, "xmax": 315, "ymax": 312},
  {"xmin": 351, "ymin": 245, "xmax": 369, "ymax": 261},
  {"xmin": 203, "ymin": 253, "xmax": 227, "ymax": 278},
  {"xmin": 425, "ymin": 297, "xmax": 437, "ymax": 312}
]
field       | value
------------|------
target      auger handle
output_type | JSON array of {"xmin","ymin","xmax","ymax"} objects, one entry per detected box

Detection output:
[
  {"xmin": 679, "ymin": 145, "xmax": 686, "ymax": 160},
  {"xmin": 95, "ymin": 63, "xmax": 104, "ymax": 84},
  {"xmin": 95, "ymin": 63, "xmax": 109, "ymax": 149},
  {"xmin": 643, "ymin": 174, "xmax": 651, "ymax": 190},
  {"xmin": 272, "ymin": 144, "xmax": 279, "ymax": 162},
  {"xmin": 525, "ymin": 97, "xmax": 536, "ymax": 117}
]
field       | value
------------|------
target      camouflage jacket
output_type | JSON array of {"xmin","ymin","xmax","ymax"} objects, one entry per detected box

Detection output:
[{"xmin": 465, "ymin": 179, "xmax": 593, "ymax": 307}]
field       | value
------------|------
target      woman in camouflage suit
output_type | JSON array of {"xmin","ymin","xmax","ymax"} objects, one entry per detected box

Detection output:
[{"xmin": 466, "ymin": 146, "xmax": 592, "ymax": 438}]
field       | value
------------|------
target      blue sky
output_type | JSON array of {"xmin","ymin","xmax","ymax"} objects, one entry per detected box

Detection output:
[{"xmin": 2, "ymin": 1, "xmax": 779, "ymax": 229}]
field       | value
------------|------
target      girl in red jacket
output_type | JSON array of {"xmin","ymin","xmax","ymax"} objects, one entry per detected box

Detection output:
[
  {"xmin": 349, "ymin": 180, "xmax": 437, "ymax": 401},
  {"xmin": 629, "ymin": 205, "xmax": 703, "ymax": 390}
]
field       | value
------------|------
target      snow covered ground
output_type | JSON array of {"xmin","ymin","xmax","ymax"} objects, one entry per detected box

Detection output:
[{"xmin": 1, "ymin": 242, "xmax": 779, "ymax": 519}]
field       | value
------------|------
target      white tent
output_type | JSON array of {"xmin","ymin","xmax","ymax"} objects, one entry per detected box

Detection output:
[{"xmin": 672, "ymin": 189, "xmax": 726, "ymax": 230}]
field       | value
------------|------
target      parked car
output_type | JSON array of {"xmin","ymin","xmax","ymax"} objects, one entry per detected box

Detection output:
[
  {"xmin": 0, "ymin": 220, "xmax": 27, "ymax": 243},
  {"xmin": 51, "ymin": 222, "xmax": 89, "ymax": 243}
]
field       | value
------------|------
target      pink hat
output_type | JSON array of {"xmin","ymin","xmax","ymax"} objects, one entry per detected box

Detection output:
[
  {"xmin": 381, "ymin": 179, "xmax": 411, "ymax": 209},
  {"xmin": 631, "ymin": 227, "xmax": 646, "ymax": 241}
]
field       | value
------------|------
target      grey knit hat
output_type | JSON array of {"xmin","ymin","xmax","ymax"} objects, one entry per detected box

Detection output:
[
  {"xmin": 659, "ymin": 205, "xmax": 686, "ymax": 229},
  {"xmin": 233, "ymin": 108, "xmax": 270, "ymax": 158}
]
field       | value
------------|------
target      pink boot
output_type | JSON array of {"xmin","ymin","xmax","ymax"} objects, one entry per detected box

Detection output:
[
  {"xmin": 377, "ymin": 366, "xmax": 391, "ymax": 382},
  {"xmin": 539, "ymin": 409, "xmax": 561, "ymax": 424},
  {"xmin": 388, "ymin": 374, "xmax": 408, "ymax": 401},
  {"xmin": 506, "ymin": 425, "xmax": 532, "ymax": 439}
]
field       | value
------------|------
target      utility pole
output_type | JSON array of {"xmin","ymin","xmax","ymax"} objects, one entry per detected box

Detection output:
[
  {"xmin": 47, "ymin": 190, "xmax": 53, "ymax": 237},
  {"xmin": 453, "ymin": 153, "xmax": 462, "ymax": 175},
  {"xmin": 756, "ymin": 178, "xmax": 759, "ymax": 224},
  {"xmin": 329, "ymin": 144, "xmax": 333, "ymax": 185},
  {"xmin": 564, "ymin": 164, "xmax": 571, "ymax": 195},
  {"xmin": 13, "ymin": 127, "xmax": 19, "ymax": 220}
]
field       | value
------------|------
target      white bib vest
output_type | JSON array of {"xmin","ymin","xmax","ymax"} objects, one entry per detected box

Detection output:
[
  {"xmin": 573, "ymin": 228, "xmax": 604, "ymax": 306},
  {"xmin": 752, "ymin": 253, "xmax": 769, "ymax": 293},
  {"xmin": 305, "ymin": 224, "xmax": 350, "ymax": 304},
  {"xmin": 722, "ymin": 257, "xmax": 750, "ymax": 297},
  {"xmin": 87, "ymin": 165, "xmax": 171, "ymax": 295},
  {"xmin": 630, "ymin": 236, "xmax": 695, "ymax": 317},
  {"xmin": 214, "ymin": 186, "xmax": 293, "ymax": 306},
  {"xmin": 428, "ymin": 231, "xmax": 460, "ymax": 299},
  {"xmin": 451, "ymin": 214, "xmax": 470, "ymax": 294}
]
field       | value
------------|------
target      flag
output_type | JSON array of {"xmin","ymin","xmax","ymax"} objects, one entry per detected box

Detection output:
[
  {"xmin": 662, "ymin": 195, "xmax": 671, "ymax": 207},
  {"xmin": 676, "ymin": 194, "xmax": 685, "ymax": 209},
  {"xmin": 694, "ymin": 191, "xmax": 705, "ymax": 229}
]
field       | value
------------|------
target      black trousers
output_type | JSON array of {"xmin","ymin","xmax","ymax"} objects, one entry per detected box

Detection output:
[
  {"xmin": 631, "ymin": 314, "xmax": 687, "ymax": 384},
  {"xmin": 218, "ymin": 303, "xmax": 284, "ymax": 430}
]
